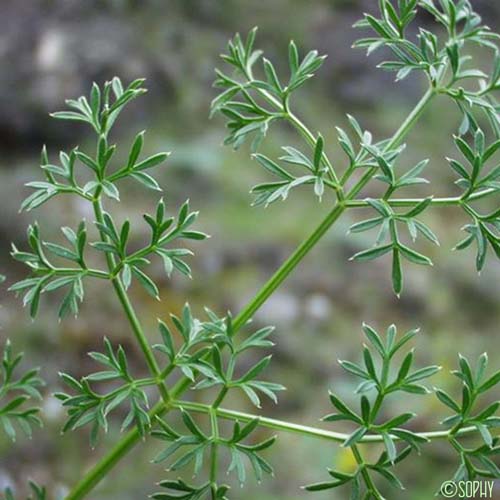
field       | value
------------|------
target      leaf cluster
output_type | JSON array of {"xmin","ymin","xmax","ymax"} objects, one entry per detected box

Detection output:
[
  {"xmin": 307, "ymin": 324, "xmax": 440, "ymax": 497},
  {"xmin": 0, "ymin": 341, "xmax": 43, "ymax": 441},
  {"xmin": 55, "ymin": 338, "xmax": 152, "ymax": 447},
  {"xmin": 212, "ymin": 28, "xmax": 326, "ymax": 151},
  {"xmin": 349, "ymin": 198, "xmax": 438, "ymax": 295},
  {"xmin": 152, "ymin": 413, "xmax": 275, "ymax": 499},
  {"xmin": 4, "ymin": 482, "xmax": 47, "ymax": 500},
  {"xmin": 449, "ymin": 129, "xmax": 500, "ymax": 270},
  {"xmin": 155, "ymin": 305, "xmax": 285, "ymax": 408},
  {"xmin": 10, "ymin": 223, "xmax": 89, "ymax": 318},
  {"xmin": 250, "ymin": 137, "xmax": 331, "ymax": 206},
  {"xmin": 436, "ymin": 353, "xmax": 500, "ymax": 481},
  {"xmin": 354, "ymin": 0, "xmax": 498, "ymax": 86}
]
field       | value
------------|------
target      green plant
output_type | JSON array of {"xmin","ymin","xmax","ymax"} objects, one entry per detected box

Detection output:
[{"xmin": 3, "ymin": 1, "xmax": 500, "ymax": 499}]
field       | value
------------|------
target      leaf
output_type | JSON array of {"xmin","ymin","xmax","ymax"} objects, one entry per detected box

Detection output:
[
  {"xmin": 238, "ymin": 356, "xmax": 271, "ymax": 383},
  {"xmin": 392, "ymin": 248, "xmax": 403, "ymax": 296},
  {"xmin": 127, "ymin": 131, "xmax": 145, "ymax": 169},
  {"xmin": 131, "ymin": 267, "xmax": 160, "ymax": 299},
  {"xmin": 479, "ymin": 371, "xmax": 500, "ymax": 393},
  {"xmin": 241, "ymin": 385, "xmax": 261, "ymax": 408},
  {"xmin": 181, "ymin": 410, "xmax": 207, "ymax": 440},
  {"xmin": 313, "ymin": 135, "xmax": 324, "ymax": 173},
  {"xmin": 361, "ymin": 395, "xmax": 371, "ymax": 424},
  {"xmin": 349, "ymin": 217, "xmax": 384, "ymax": 234},
  {"xmin": 405, "ymin": 365, "xmax": 441, "ymax": 383},
  {"xmin": 329, "ymin": 393, "xmax": 361, "ymax": 422},
  {"xmin": 381, "ymin": 412, "xmax": 415, "ymax": 430},
  {"xmin": 350, "ymin": 244, "xmax": 393, "ymax": 262},
  {"xmin": 102, "ymin": 180, "xmax": 120, "ymax": 201},
  {"xmin": 134, "ymin": 152, "xmax": 170, "ymax": 172},
  {"xmin": 343, "ymin": 426, "xmax": 367, "ymax": 447},
  {"xmin": 131, "ymin": 172, "xmax": 162, "ymax": 191},
  {"xmin": 383, "ymin": 432, "xmax": 397, "ymax": 463},
  {"xmin": 252, "ymin": 154, "xmax": 293, "ymax": 180},
  {"xmin": 362, "ymin": 323, "xmax": 386, "ymax": 358},
  {"xmin": 339, "ymin": 360, "xmax": 369, "ymax": 379}
]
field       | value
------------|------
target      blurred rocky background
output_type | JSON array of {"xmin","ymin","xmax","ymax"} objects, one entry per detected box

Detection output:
[{"xmin": 0, "ymin": 0, "xmax": 499, "ymax": 499}]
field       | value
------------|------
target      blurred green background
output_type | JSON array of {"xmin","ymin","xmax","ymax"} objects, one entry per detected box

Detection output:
[{"xmin": 0, "ymin": 0, "xmax": 499, "ymax": 498}]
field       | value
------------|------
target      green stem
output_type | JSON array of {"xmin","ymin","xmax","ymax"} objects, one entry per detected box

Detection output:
[
  {"xmin": 389, "ymin": 89, "xmax": 434, "ymax": 151},
  {"xmin": 65, "ymin": 402, "xmax": 166, "ymax": 500},
  {"xmin": 370, "ymin": 355, "xmax": 390, "ymax": 422},
  {"xmin": 225, "ymin": 91, "xmax": 437, "ymax": 332},
  {"xmin": 345, "ymin": 190, "xmax": 497, "ymax": 208},
  {"xmin": 92, "ymin": 199, "xmax": 170, "ymax": 404},
  {"xmin": 209, "ymin": 409, "xmax": 220, "ymax": 498},
  {"xmin": 65, "ymin": 87, "xmax": 435, "ymax": 500},
  {"xmin": 352, "ymin": 444, "xmax": 384, "ymax": 500},
  {"xmin": 288, "ymin": 110, "xmax": 342, "ymax": 192},
  {"xmin": 233, "ymin": 203, "xmax": 345, "ymax": 330},
  {"xmin": 45, "ymin": 268, "xmax": 110, "ymax": 279},
  {"xmin": 172, "ymin": 400, "xmax": 477, "ymax": 443},
  {"xmin": 346, "ymin": 197, "xmax": 459, "ymax": 208},
  {"xmin": 209, "ymin": 386, "xmax": 228, "ymax": 496},
  {"xmin": 244, "ymin": 73, "xmax": 341, "ymax": 190}
]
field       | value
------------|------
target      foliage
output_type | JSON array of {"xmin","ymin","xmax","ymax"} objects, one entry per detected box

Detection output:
[
  {"xmin": 3, "ymin": 1, "xmax": 500, "ymax": 499},
  {"xmin": 0, "ymin": 340, "xmax": 43, "ymax": 442},
  {"xmin": 436, "ymin": 353, "xmax": 500, "ymax": 481},
  {"xmin": 55, "ymin": 338, "xmax": 152, "ymax": 448},
  {"xmin": 4, "ymin": 482, "xmax": 47, "ymax": 500}
]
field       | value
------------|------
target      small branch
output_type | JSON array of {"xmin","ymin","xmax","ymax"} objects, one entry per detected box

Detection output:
[
  {"xmin": 92, "ymin": 198, "xmax": 171, "ymax": 405},
  {"xmin": 45, "ymin": 267, "xmax": 110, "ymax": 279},
  {"xmin": 244, "ymin": 74, "xmax": 342, "ymax": 192},
  {"xmin": 172, "ymin": 400, "xmax": 477, "ymax": 444},
  {"xmin": 352, "ymin": 444, "xmax": 384, "ymax": 500},
  {"xmin": 345, "ymin": 189, "xmax": 497, "ymax": 209}
]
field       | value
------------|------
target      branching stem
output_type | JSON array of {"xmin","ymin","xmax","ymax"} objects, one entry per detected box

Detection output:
[
  {"xmin": 65, "ymin": 87, "xmax": 435, "ymax": 500},
  {"xmin": 92, "ymin": 198, "xmax": 170, "ymax": 404}
]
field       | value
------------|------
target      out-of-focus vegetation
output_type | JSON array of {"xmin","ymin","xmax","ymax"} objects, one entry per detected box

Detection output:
[{"xmin": 0, "ymin": 1, "xmax": 499, "ymax": 498}]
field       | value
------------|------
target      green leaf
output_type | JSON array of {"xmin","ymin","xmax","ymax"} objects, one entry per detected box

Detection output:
[
  {"xmin": 392, "ymin": 248, "xmax": 403, "ymax": 296},
  {"xmin": 131, "ymin": 267, "xmax": 160, "ymax": 299},
  {"xmin": 313, "ymin": 135, "xmax": 324, "ymax": 173},
  {"xmin": 252, "ymin": 154, "xmax": 293, "ymax": 180},
  {"xmin": 343, "ymin": 426, "xmax": 367, "ymax": 447},
  {"xmin": 238, "ymin": 356, "xmax": 271, "ymax": 383},
  {"xmin": 479, "ymin": 371, "xmax": 500, "ymax": 393},
  {"xmin": 134, "ymin": 152, "xmax": 170, "ymax": 172},
  {"xmin": 382, "ymin": 432, "xmax": 397, "ymax": 463},
  {"xmin": 362, "ymin": 324, "xmax": 386, "ymax": 358},
  {"xmin": 131, "ymin": 172, "xmax": 162, "ymax": 191},
  {"xmin": 127, "ymin": 131, "xmax": 145, "ymax": 169},
  {"xmin": 351, "ymin": 244, "xmax": 393, "ymax": 262}
]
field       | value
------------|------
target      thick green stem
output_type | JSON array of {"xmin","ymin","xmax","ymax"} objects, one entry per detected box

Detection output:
[
  {"xmin": 233, "ymin": 203, "xmax": 345, "ymax": 330},
  {"xmin": 65, "ymin": 88, "xmax": 435, "ymax": 500}
]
